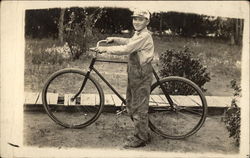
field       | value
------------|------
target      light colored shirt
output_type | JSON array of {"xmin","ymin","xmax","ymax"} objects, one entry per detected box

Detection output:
[{"xmin": 102, "ymin": 28, "xmax": 154, "ymax": 66}]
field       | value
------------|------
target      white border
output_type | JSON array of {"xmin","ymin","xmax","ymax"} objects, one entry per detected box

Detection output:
[{"xmin": 1, "ymin": 1, "xmax": 249, "ymax": 158}]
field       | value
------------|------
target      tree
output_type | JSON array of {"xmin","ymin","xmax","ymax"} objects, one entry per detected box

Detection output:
[
  {"xmin": 213, "ymin": 17, "xmax": 243, "ymax": 45},
  {"xmin": 63, "ymin": 7, "xmax": 105, "ymax": 59},
  {"xmin": 58, "ymin": 8, "xmax": 66, "ymax": 43},
  {"xmin": 159, "ymin": 12, "xmax": 163, "ymax": 37},
  {"xmin": 25, "ymin": 8, "xmax": 60, "ymax": 39},
  {"xmin": 235, "ymin": 19, "xmax": 243, "ymax": 45},
  {"xmin": 95, "ymin": 8, "xmax": 133, "ymax": 34}
]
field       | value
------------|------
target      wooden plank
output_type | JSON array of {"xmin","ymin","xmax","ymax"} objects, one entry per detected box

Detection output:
[
  {"xmin": 25, "ymin": 92, "xmax": 42, "ymax": 104},
  {"xmin": 37, "ymin": 93, "xmax": 43, "ymax": 104},
  {"xmin": 174, "ymin": 95, "xmax": 195, "ymax": 107},
  {"xmin": 81, "ymin": 94, "xmax": 96, "ymax": 106},
  {"xmin": 214, "ymin": 96, "xmax": 232, "ymax": 107},
  {"xmin": 172, "ymin": 95, "xmax": 192, "ymax": 106},
  {"xmin": 122, "ymin": 94, "xmax": 126, "ymax": 99},
  {"xmin": 159, "ymin": 95, "xmax": 199, "ymax": 107},
  {"xmin": 206, "ymin": 96, "xmax": 233, "ymax": 107},
  {"xmin": 64, "ymin": 94, "xmax": 76, "ymax": 106},
  {"xmin": 25, "ymin": 92, "xmax": 36, "ymax": 104},
  {"xmin": 47, "ymin": 93, "xmax": 58, "ymax": 104},
  {"xmin": 206, "ymin": 96, "xmax": 218, "ymax": 107},
  {"xmin": 157, "ymin": 95, "xmax": 170, "ymax": 106},
  {"xmin": 95, "ymin": 94, "xmax": 100, "ymax": 105},
  {"xmin": 186, "ymin": 95, "xmax": 203, "ymax": 106},
  {"xmin": 112, "ymin": 95, "xmax": 123, "ymax": 106},
  {"xmin": 149, "ymin": 95, "xmax": 157, "ymax": 106},
  {"xmin": 105, "ymin": 94, "xmax": 115, "ymax": 105},
  {"xmin": 24, "ymin": 92, "xmax": 233, "ymax": 108},
  {"xmin": 159, "ymin": 95, "xmax": 168, "ymax": 103},
  {"xmin": 159, "ymin": 95, "xmax": 233, "ymax": 107},
  {"xmin": 151, "ymin": 95, "xmax": 166, "ymax": 106}
]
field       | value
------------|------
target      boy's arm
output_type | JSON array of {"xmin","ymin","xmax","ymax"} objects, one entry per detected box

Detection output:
[
  {"xmin": 101, "ymin": 33, "xmax": 151, "ymax": 55},
  {"xmin": 109, "ymin": 37, "xmax": 129, "ymax": 45}
]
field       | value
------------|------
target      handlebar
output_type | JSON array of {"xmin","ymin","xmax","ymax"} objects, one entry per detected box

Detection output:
[
  {"xmin": 89, "ymin": 40, "xmax": 108, "ymax": 57},
  {"xmin": 96, "ymin": 40, "xmax": 107, "ymax": 47}
]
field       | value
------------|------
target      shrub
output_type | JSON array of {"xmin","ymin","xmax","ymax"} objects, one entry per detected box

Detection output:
[
  {"xmin": 224, "ymin": 79, "xmax": 241, "ymax": 146},
  {"xmin": 159, "ymin": 47, "xmax": 211, "ymax": 93}
]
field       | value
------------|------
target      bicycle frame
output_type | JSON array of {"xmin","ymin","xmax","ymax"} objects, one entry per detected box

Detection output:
[
  {"xmin": 72, "ymin": 56, "xmax": 175, "ymax": 109},
  {"xmin": 72, "ymin": 40, "xmax": 174, "ymax": 108},
  {"xmin": 89, "ymin": 57, "xmax": 128, "ymax": 105},
  {"xmin": 70, "ymin": 57, "xmax": 127, "ymax": 103}
]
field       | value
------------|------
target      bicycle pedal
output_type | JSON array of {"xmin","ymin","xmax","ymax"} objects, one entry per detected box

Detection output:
[
  {"xmin": 116, "ymin": 110, "xmax": 123, "ymax": 115},
  {"xmin": 116, "ymin": 109, "xmax": 127, "ymax": 115}
]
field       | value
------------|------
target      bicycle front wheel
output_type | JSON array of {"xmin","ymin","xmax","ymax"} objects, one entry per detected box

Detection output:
[
  {"xmin": 149, "ymin": 76, "xmax": 207, "ymax": 139},
  {"xmin": 42, "ymin": 68, "xmax": 104, "ymax": 128}
]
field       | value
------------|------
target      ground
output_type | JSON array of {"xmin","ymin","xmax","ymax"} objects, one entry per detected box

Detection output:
[{"xmin": 24, "ymin": 111, "xmax": 238, "ymax": 154}]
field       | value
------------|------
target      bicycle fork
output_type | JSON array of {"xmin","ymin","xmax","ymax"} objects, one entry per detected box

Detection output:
[
  {"xmin": 71, "ymin": 59, "xmax": 96, "ymax": 101},
  {"xmin": 71, "ymin": 71, "xmax": 90, "ymax": 101}
]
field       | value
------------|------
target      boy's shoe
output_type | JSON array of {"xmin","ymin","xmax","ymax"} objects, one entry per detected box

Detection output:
[
  {"xmin": 126, "ymin": 134, "xmax": 151, "ymax": 143},
  {"xmin": 123, "ymin": 134, "xmax": 151, "ymax": 148},
  {"xmin": 123, "ymin": 138, "xmax": 146, "ymax": 148}
]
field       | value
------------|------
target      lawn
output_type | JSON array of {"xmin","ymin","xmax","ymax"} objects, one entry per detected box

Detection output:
[{"xmin": 24, "ymin": 35, "xmax": 242, "ymax": 96}]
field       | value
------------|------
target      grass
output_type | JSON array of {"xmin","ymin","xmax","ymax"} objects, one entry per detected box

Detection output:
[
  {"xmin": 24, "ymin": 35, "xmax": 242, "ymax": 96},
  {"xmin": 154, "ymin": 36, "xmax": 241, "ymax": 76}
]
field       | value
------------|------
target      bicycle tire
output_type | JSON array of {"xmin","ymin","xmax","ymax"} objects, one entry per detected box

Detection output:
[
  {"xmin": 149, "ymin": 76, "xmax": 207, "ymax": 139},
  {"xmin": 42, "ymin": 68, "xmax": 104, "ymax": 128}
]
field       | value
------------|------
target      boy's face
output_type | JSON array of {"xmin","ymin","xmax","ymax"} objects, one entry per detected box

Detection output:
[{"xmin": 132, "ymin": 17, "xmax": 149, "ymax": 31}]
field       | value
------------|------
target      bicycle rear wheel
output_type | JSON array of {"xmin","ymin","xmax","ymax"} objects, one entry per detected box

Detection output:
[
  {"xmin": 149, "ymin": 76, "xmax": 207, "ymax": 139},
  {"xmin": 42, "ymin": 68, "xmax": 104, "ymax": 128}
]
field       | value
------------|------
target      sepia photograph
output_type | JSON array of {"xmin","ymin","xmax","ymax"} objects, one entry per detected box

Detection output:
[{"xmin": 1, "ymin": 1, "xmax": 249, "ymax": 158}]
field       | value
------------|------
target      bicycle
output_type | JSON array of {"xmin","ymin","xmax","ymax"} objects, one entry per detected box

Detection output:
[{"xmin": 42, "ymin": 40, "xmax": 207, "ymax": 140}]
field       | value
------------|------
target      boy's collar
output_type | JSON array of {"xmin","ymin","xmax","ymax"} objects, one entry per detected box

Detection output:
[{"xmin": 135, "ymin": 27, "xmax": 148, "ymax": 35}]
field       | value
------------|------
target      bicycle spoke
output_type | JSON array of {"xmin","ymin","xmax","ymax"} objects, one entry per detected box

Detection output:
[
  {"xmin": 150, "ymin": 96, "xmax": 161, "ymax": 106},
  {"xmin": 175, "ymin": 110, "xmax": 199, "ymax": 121},
  {"xmin": 42, "ymin": 69, "xmax": 104, "ymax": 128},
  {"xmin": 149, "ymin": 77, "xmax": 207, "ymax": 139},
  {"xmin": 149, "ymin": 101, "xmax": 170, "ymax": 105},
  {"xmin": 178, "ymin": 107, "xmax": 203, "ymax": 116},
  {"xmin": 187, "ymin": 96, "xmax": 202, "ymax": 107}
]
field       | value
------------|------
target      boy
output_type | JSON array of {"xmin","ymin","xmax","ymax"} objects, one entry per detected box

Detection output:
[{"xmin": 91, "ymin": 9, "xmax": 154, "ymax": 148}]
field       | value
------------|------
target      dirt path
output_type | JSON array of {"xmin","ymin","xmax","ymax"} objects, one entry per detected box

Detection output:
[{"xmin": 24, "ymin": 111, "xmax": 238, "ymax": 154}]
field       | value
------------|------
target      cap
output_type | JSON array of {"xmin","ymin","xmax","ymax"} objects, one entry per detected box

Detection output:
[{"xmin": 131, "ymin": 9, "xmax": 150, "ymax": 20}]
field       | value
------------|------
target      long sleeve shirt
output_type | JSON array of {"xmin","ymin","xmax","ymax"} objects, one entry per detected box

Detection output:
[{"xmin": 101, "ymin": 28, "xmax": 155, "ymax": 66}]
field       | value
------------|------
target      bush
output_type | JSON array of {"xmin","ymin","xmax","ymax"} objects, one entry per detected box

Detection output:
[
  {"xmin": 159, "ymin": 47, "xmax": 211, "ymax": 93},
  {"xmin": 224, "ymin": 79, "xmax": 241, "ymax": 146}
]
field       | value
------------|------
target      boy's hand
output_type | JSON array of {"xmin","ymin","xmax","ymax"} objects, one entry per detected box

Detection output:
[
  {"xmin": 89, "ymin": 47, "xmax": 98, "ymax": 53},
  {"xmin": 89, "ymin": 47, "xmax": 107, "ymax": 54},
  {"xmin": 106, "ymin": 37, "xmax": 114, "ymax": 43}
]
